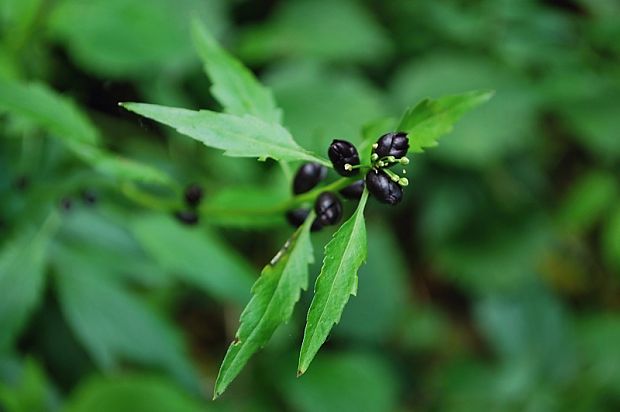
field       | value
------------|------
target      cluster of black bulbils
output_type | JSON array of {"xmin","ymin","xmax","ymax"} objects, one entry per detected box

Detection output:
[{"xmin": 286, "ymin": 132, "xmax": 410, "ymax": 231}]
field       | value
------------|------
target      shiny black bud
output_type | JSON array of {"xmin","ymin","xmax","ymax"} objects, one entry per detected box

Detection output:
[
  {"xmin": 314, "ymin": 192, "xmax": 343, "ymax": 226},
  {"xmin": 328, "ymin": 139, "xmax": 360, "ymax": 176},
  {"xmin": 174, "ymin": 210, "xmax": 199, "ymax": 225},
  {"xmin": 339, "ymin": 180, "xmax": 365, "ymax": 200},
  {"xmin": 184, "ymin": 184, "xmax": 203, "ymax": 208},
  {"xmin": 365, "ymin": 169, "xmax": 403, "ymax": 205},
  {"xmin": 293, "ymin": 162, "xmax": 327, "ymax": 194},
  {"xmin": 374, "ymin": 132, "xmax": 409, "ymax": 159},
  {"xmin": 285, "ymin": 208, "xmax": 323, "ymax": 231}
]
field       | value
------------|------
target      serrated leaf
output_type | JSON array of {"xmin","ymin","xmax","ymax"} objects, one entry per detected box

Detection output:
[
  {"xmin": 214, "ymin": 216, "xmax": 315, "ymax": 398},
  {"xmin": 192, "ymin": 21, "xmax": 281, "ymax": 124},
  {"xmin": 298, "ymin": 190, "xmax": 369, "ymax": 375},
  {"xmin": 397, "ymin": 90, "xmax": 493, "ymax": 153},
  {"xmin": 0, "ymin": 79, "xmax": 99, "ymax": 145},
  {"xmin": 0, "ymin": 215, "xmax": 59, "ymax": 350},
  {"xmin": 121, "ymin": 102, "xmax": 328, "ymax": 165}
]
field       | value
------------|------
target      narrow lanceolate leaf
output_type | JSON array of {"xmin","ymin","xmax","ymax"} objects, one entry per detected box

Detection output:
[
  {"xmin": 121, "ymin": 103, "xmax": 329, "ymax": 165},
  {"xmin": 0, "ymin": 214, "xmax": 59, "ymax": 350},
  {"xmin": 0, "ymin": 78, "xmax": 100, "ymax": 145},
  {"xmin": 298, "ymin": 190, "xmax": 369, "ymax": 375},
  {"xmin": 397, "ymin": 90, "xmax": 494, "ymax": 153},
  {"xmin": 192, "ymin": 21, "xmax": 282, "ymax": 124},
  {"xmin": 214, "ymin": 216, "xmax": 315, "ymax": 398}
]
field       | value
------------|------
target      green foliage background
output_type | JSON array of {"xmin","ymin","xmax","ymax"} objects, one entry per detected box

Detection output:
[{"xmin": 1, "ymin": 0, "xmax": 619, "ymax": 410}]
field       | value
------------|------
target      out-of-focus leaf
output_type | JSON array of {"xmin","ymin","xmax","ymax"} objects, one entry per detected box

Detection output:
[
  {"xmin": 475, "ymin": 286, "xmax": 574, "ymax": 376},
  {"xmin": 53, "ymin": 247, "xmax": 198, "ymax": 389},
  {"xmin": 435, "ymin": 217, "xmax": 553, "ymax": 294},
  {"xmin": 557, "ymin": 170, "xmax": 618, "ymax": 233},
  {"xmin": 0, "ymin": 0, "xmax": 43, "ymax": 52},
  {"xmin": 398, "ymin": 90, "xmax": 493, "ymax": 153},
  {"xmin": 576, "ymin": 314, "xmax": 620, "ymax": 393},
  {"xmin": 390, "ymin": 55, "xmax": 540, "ymax": 167},
  {"xmin": 335, "ymin": 222, "xmax": 409, "ymax": 343},
  {"xmin": 265, "ymin": 61, "xmax": 387, "ymax": 155},
  {"xmin": 58, "ymin": 208, "xmax": 169, "ymax": 287},
  {"xmin": 298, "ymin": 191, "xmax": 368, "ymax": 375},
  {"xmin": 64, "ymin": 141, "xmax": 174, "ymax": 186},
  {"xmin": 602, "ymin": 207, "xmax": 620, "ymax": 274},
  {"xmin": 0, "ymin": 79, "xmax": 99, "ymax": 145},
  {"xmin": 64, "ymin": 375, "xmax": 204, "ymax": 412},
  {"xmin": 214, "ymin": 216, "xmax": 314, "ymax": 398},
  {"xmin": 131, "ymin": 214, "xmax": 255, "ymax": 304},
  {"xmin": 562, "ymin": 97, "xmax": 620, "ymax": 160},
  {"xmin": 48, "ymin": 0, "xmax": 227, "ymax": 78},
  {"xmin": 121, "ymin": 103, "xmax": 328, "ymax": 165},
  {"xmin": 192, "ymin": 21, "xmax": 281, "ymax": 124},
  {"xmin": 238, "ymin": 0, "xmax": 392, "ymax": 64},
  {"xmin": 281, "ymin": 352, "xmax": 397, "ymax": 412},
  {"xmin": 0, "ymin": 215, "xmax": 58, "ymax": 350},
  {"xmin": 0, "ymin": 358, "xmax": 50, "ymax": 412},
  {"xmin": 201, "ymin": 185, "xmax": 287, "ymax": 228}
]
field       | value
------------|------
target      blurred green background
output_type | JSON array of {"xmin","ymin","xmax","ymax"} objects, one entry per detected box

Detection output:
[{"xmin": 1, "ymin": 0, "xmax": 620, "ymax": 411}]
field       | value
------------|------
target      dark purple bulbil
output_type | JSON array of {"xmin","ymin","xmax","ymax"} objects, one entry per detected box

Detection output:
[
  {"xmin": 293, "ymin": 162, "xmax": 327, "ymax": 194},
  {"xmin": 314, "ymin": 192, "xmax": 343, "ymax": 226},
  {"xmin": 339, "ymin": 180, "xmax": 365, "ymax": 200},
  {"xmin": 285, "ymin": 208, "xmax": 323, "ymax": 231},
  {"xmin": 374, "ymin": 132, "xmax": 409, "ymax": 159},
  {"xmin": 328, "ymin": 139, "xmax": 360, "ymax": 177},
  {"xmin": 365, "ymin": 169, "xmax": 403, "ymax": 205}
]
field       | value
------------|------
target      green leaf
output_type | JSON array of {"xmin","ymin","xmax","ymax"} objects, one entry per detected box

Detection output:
[
  {"xmin": 397, "ymin": 90, "xmax": 494, "ymax": 153},
  {"xmin": 0, "ymin": 358, "xmax": 50, "ymax": 412},
  {"xmin": 48, "ymin": 0, "xmax": 227, "ymax": 78},
  {"xmin": 557, "ymin": 170, "xmax": 618, "ymax": 233},
  {"xmin": 281, "ymin": 352, "xmax": 398, "ymax": 412},
  {"xmin": 602, "ymin": 206, "xmax": 620, "ymax": 274},
  {"xmin": 334, "ymin": 222, "xmax": 409, "ymax": 343},
  {"xmin": 0, "ymin": 79, "xmax": 99, "ymax": 145},
  {"xmin": 214, "ymin": 215, "xmax": 315, "ymax": 398},
  {"xmin": 120, "ymin": 102, "xmax": 329, "ymax": 165},
  {"xmin": 192, "ymin": 21, "xmax": 281, "ymax": 124},
  {"xmin": 298, "ymin": 190, "xmax": 369, "ymax": 375},
  {"xmin": 237, "ymin": 0, "xmax": 392, "ymax": 64},
  {"xmin": 53, "ymin": 247, "xmax": 198, "ymax": 390},
  {"xmin": 0, "ymin": 215, "xmax": 58, "ymax": 350},
  {"xmin": 65, "ymin": 375, "xmax": 204, "ymax": 412},
  {"xmin": 201, "ymin": 185, "xmax": 287, "ymax": 228},
  {"xmin": 131, "ymin": 214, "xmax": 255, "ymax": 304},
  {"xmin": 265, "ymin": 61, "xmax": 388, "ymax": 155},
  {"xmin": 64, "ymin": 141, "xmax": 173, "ymax": 186}
]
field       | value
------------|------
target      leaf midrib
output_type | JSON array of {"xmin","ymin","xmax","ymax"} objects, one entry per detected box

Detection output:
[
  {"xmin": 304, "ymin": 207, "xmax": 364, "ymax": 357},
  {"xmin": 219, "ymin": 229, "xmax": 307, "ymax": 385}
]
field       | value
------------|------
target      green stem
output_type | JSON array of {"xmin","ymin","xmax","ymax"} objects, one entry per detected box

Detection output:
[
  {"xmin": 121, "ymin": 182, "xmax": 178, "ymax": 212},
  {"xmin": 200, "ymin": 175, "xmax": 365, "ymax": 221}
]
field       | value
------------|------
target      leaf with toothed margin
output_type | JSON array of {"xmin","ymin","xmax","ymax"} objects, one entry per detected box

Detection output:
[
  {"xmin": 213, "ymin": 215, "xmax": 315, "ymax": 398},
  {"xmin": 192, "ymin": 20, "xmax": 282, "ymax": 124},
  {"xmin": 298, "ymin": 190, "xmax": 369, "ymax": 375},
  {"xmin": 120, "ymin": 102, "xmax": 329, "ymax": 166},
  {"xmin": 397, "ymin": 90, "xmax": 494, "ymax": 153}
]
